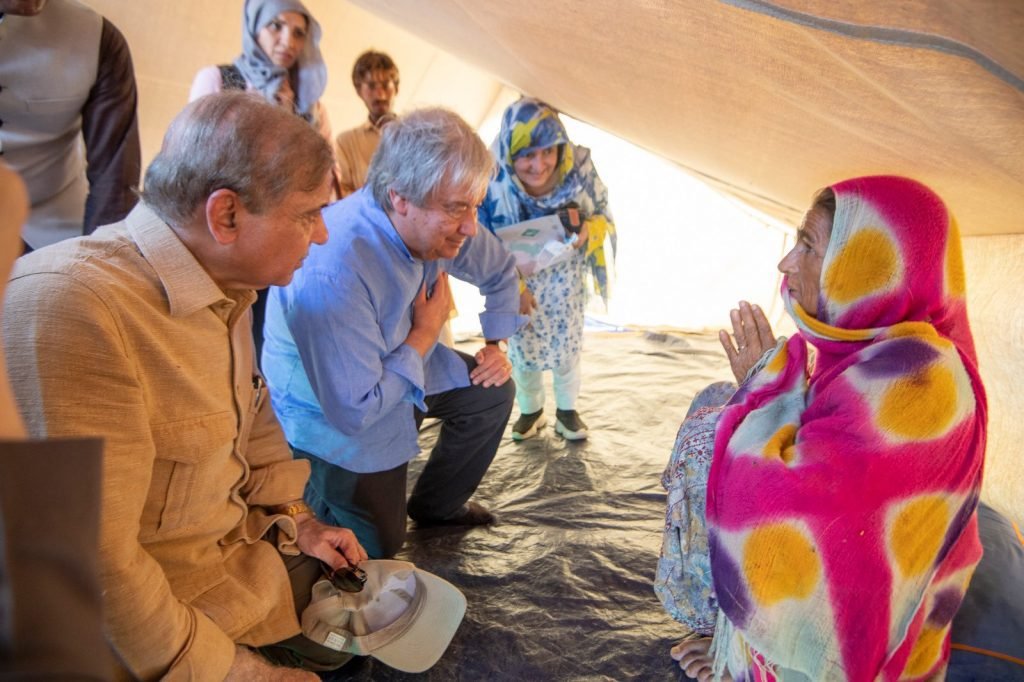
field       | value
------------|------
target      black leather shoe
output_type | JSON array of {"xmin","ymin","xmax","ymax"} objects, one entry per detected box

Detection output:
[{"xmin": 417, "ymin": 501, "xmax": 495, "ymax": 527}]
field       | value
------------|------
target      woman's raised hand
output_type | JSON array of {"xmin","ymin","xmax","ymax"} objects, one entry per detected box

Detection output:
[{"xmin": 719, "ymin": 300, "xmax": 776, "ymax": 384}]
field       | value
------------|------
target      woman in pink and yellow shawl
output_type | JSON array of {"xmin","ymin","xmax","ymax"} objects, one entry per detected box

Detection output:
[{"xmin": 658, "ymin": 176, "xmax": 986, "ymax": 681}]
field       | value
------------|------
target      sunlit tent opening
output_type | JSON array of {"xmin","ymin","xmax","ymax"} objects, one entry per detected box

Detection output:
[{"xmin": 455, "ymin": 94, "xmax": 797, "ymax": 337}]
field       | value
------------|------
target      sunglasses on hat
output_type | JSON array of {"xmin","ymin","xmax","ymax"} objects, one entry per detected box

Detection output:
[{"xmin": 321, "ymin": 562, "xmax": 368, "ymax": 593}]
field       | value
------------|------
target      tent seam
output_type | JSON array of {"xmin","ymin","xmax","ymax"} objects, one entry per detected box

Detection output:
[{"xmin": 718, "ymin": 0, "xmax": 1024, "ymax": 93}]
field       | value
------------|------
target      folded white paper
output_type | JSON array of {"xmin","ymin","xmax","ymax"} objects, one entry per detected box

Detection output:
[{"xmin": 490, "ymin": 215, "xmax": 574, "ymax": 276}]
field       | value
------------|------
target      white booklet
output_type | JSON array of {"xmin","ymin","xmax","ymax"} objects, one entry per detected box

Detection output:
[{"xmin": 491, "ymin": 215, "xmax": 576, "ymax": 277}]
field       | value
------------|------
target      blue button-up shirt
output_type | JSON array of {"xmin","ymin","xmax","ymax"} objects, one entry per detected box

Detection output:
[{"xmin": 262, "ymin": 188, "xmax": 525, "ymax": 473}]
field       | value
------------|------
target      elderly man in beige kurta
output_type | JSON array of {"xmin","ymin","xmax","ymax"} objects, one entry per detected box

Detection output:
[{"xmin": 3, "ymin": 92, "xmax": 366, "ymax": 681}]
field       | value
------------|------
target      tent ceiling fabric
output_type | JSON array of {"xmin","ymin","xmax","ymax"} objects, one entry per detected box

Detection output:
[{"xmin": 351, "ymin": 0, "xmax": 1024, "ymax": 235}]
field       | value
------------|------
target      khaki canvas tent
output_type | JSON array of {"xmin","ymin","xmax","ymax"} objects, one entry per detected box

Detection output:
[
  {"xmin": 89, "ymin": 0, "xmax": 1021, "ymax": 525},
  {"xmin": 14, "ymin": 2, "xmax": 1015, "ymax": 677}
]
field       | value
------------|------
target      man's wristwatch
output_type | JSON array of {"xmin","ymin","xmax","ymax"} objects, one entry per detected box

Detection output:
[
  {"xmin": 275, "ymin": 500, "xmax": 315, "ymax": 518},
  {"xmin": 486, "ymin": 339, "xmax": 509, "ymax": 352}
]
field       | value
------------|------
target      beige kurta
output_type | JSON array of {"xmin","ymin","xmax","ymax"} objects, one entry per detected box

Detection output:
[
  {"xmin": 335, "ymin": 119, "xmax": 382, "ymax": 198},
  {"xmin": 3, "ymin": 204, "xmax": 311, "ymax": 681}
]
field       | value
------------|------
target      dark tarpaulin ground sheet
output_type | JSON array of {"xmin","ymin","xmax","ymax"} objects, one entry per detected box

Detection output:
[{"xmin": 326, "ymin": 329, "xmax": 731, "ymax": 681}]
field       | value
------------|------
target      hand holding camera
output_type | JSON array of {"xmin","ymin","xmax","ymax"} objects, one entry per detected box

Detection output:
[
  {"xmin": 554, "ymin": 202, "xmax": 591, "ymax": 250},
  {"xmin": 556, "ymin": 202, "xmax": 583, "ymax": 235}
]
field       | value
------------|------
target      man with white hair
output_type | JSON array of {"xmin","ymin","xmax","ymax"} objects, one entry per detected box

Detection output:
[{"xmin": 263, "ymin": 107, "xmax": 525, "ymax": 560}]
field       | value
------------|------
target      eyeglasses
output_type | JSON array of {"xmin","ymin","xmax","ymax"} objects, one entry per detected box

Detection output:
[
  {"xmin": 436, "ymin": 200, "xmax": 479, "ymax": 222},
  {"xmin": 321, "ymin": 562, "xmax": 367, "ymax": 593}
]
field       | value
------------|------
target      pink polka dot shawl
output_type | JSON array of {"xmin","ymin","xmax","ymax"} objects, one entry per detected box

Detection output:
[{"xmin": 706, "ymin": 176, "xmax": 987, "ymax": 681}]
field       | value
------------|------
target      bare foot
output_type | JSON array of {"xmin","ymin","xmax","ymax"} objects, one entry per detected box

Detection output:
[{"xmin": 670, "ymin": 636, "xmax": 732, "ymax": 682}]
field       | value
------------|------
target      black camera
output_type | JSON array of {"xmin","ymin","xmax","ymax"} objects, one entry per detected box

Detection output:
[
  {"xmin": 555, "ymin": 202, "xmax": 583, "ymax": 235},
  {"xmin": 322, "ymin": 563, "xmax": 368, "ymax": 593}
]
